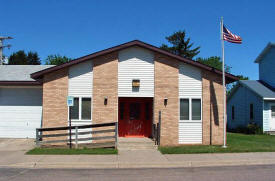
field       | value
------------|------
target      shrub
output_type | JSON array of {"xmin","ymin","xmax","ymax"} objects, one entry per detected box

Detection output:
[{"xmin": 229, "ymin": 122, "xmax": 262, "ymax": 134}]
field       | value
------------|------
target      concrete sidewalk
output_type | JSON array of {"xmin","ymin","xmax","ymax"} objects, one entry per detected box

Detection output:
[
  {"xmin": 1, "ymin": 149, "xmax": 275, "ymax": 169},
  {"xmin": 1, "ymin": 139, "xmax": 275, "ymax": 169}
]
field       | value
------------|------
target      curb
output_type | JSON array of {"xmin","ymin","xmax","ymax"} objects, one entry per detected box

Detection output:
[{"xmin": 1, "ymin": 159, "xmax": 275, "ymax": 169}]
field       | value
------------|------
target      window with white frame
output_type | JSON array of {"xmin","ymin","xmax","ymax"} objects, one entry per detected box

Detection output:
[
  {"xmin": 70, "ymin": 97, "xmax": 91, "ymax": 120},
  {"xmin": 180, "ymin": 98, "xmax": 201, "ymax": 121}
]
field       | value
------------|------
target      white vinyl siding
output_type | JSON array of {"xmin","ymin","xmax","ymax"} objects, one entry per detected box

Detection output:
[
  {"xmin": 68, "ymin": 60, "xmax": 93, "ymax": 125},
  {"xmin": 178, "ymin": 63, "xmax": 202, "ymax": 144},
  {"xmin": 118, "ymin": 47, "xmax": 154, "ymax": 97},
  {"xmin": 263, "ymin": 101, "xmax": 275, "ymax": 131},
  {"xmin": 69, "ymin": 60, "xmax": 93, "ymax": 97},
  {"xmin": 0, "ymin": 87, "xmax": 42, "ymax": 138},
  {"xmin": 179, "ymin": 63, "xmax": 202, "ymax": 98},
  {"xmin": 179, "ymin": 122, "xmax": 202, "ymax": 144},
  {"xmin": 71, "ymin": 121, "xmax": 92, "ymax": 144}
]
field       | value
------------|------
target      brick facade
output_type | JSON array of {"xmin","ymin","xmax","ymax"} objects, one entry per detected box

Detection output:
[
  {"xmin": 202, "ymin": 70, "xmax": 224, "ymax": 145},
  {"xmin": 154, "ymin": 53, "xmax": 179, "ymax": 146},
  {"xmin": 41, "ymin": 49, "xmax": 225, "ymax": 146},
  {"xmin": 42, "ymin": 68, "xmax": 68, "ymax": 145},
  {"xmin": 92, "ymin": 52, "xmax": 118, "ymax": 124},
  {"xmin": 43, "ymin": 68, "xmax": 68, "ymax": 128}
]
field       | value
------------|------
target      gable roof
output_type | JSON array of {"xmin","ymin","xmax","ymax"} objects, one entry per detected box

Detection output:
[
  {"xmin": 0, "ymin": 65, "xmax": 55, "ymax": 85},
  {"xmin": 254, "ymin": 42, "xmax": 275, "ymax": 63},
  {"xmin": 30, "ymin": 40, "xmax": 239, "ymax": 83},
  {"xmin": 232, "ymin": 80, "xmax": 275, "ymax": 100}
]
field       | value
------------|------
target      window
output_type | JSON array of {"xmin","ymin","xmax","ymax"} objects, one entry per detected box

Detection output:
[
  {"xmin": 81, "ymin": 98, "xmax": 91, "ymax": 120},
  {"xmin": 71, "ymin": 98, "xmax": 79, "ymax": 119},
  {"xmin": 232, "ymin": 106, "xmax": 235, "ymax": 120},
  {"xmin": 180, "ymin": 98, "xmax": 201, "ymax": 121},
  {"xmin": 180, "ymin": 99, "xmax": 189, "ymax": 120},
  {"xmin": 250, "ymin": 104, "xmax": 254, "ymax": 120},
  {"xmin": 192, "ymin": 99, "xmax": 201, "ymax": 120},
  {"xmin": 70, "ymin": 97, "xmax": 91, "ymax": 120},
  {"xmin": 271, "ymin": 106, "xmax": 275, "ymax": 119}
]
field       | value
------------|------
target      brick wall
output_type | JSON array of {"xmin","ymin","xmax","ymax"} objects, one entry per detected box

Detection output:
[
  {"xmin": 202, "ymin": 70, "xmax": 224, "ymax": 145},
  {"xmin": 154, "ymin": 53, "xmax": 179, "ymax": 146},
  {"xmin": 42, "ymin": 68, "xmax": 68, "ymax": 146},
  {"xmin": 43, "ymin": 68, "xmax": 68, "ymax": 128},
  {"xmin": 92, "ymin": 52, "xmax": 118, "ymax": 124},
  {"xmin": 40, "ymin": 49, "xmax": 225, "ymax": 146}
]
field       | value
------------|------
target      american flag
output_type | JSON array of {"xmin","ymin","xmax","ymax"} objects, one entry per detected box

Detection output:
[{"xmin": 223, "ymin": 25, "xmax": 242, "ymax": 44}]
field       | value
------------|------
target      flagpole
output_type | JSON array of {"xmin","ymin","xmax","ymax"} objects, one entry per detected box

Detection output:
[{"xmin": 221, "ymin": 17, "xmax": 227, "ymax": 148}]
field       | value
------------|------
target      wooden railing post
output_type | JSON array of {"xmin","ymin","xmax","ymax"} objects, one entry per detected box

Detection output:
[
  {"xmin": 115, "ymin": 122, "xmax": 118, "ymax": 149},
  {"xmin": 36, "ymin": 129, "xmax": 40, "ymax": 147},
  {"xmin": 75, "ymin": 126, "xmax": 78, "ymax": 149}
]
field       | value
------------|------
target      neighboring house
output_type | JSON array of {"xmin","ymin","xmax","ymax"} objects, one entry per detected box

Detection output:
[
  {"xmin": 0, "ymin": 65, "xmax": 55, "ymax": 138},
  {"xmin": 227, "ymin": 43, "xmax": 275, "ymax": 132},
  {"xmin": 0, "ymin": 40, "xmax": 238, "ymax": 146}
]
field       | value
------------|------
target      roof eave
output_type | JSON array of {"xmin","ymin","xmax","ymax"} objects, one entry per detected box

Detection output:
[
  {"xmin": 0, "ymin": 81, "xmax": 41, "ymax": 86},
  {"xmin": 254, "ymin": 42, "xmax": 275, "ymax": 63},
  {"xmin": 263, "ymin": 98, "xmax": 275, "ymax": 100}
]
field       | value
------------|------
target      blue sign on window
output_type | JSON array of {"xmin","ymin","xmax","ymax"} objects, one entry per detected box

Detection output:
[{"xmin": 67, "ymin": 96, "xmax": 74, "ymax": 107}]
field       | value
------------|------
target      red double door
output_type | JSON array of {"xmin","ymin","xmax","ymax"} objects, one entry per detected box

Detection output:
[{"xmin": 118, "ymin": 98, "xmax": 152, "ymax": 137}]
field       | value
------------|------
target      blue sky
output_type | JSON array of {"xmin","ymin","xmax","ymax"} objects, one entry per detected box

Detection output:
[{"xmin": 1, "ymin": 0, "xmax": 275, "ymax": 80}]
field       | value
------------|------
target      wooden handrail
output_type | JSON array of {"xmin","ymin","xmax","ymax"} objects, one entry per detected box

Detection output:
[
  {"xmin": 37, "ymin": 122, "xmax": 116, "ymax": 132},
  {"xmin": 36, "ymin": 122, "xmax": 118, "ymax": 149}
]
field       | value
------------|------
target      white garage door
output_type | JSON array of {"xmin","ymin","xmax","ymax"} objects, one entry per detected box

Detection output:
[{"xmin": 0, "ymin": 87, "xmax": 42, "ymax": 138}]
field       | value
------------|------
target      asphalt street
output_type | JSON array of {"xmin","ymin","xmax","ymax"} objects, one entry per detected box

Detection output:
[{"xmin": 1, "ymin": 164, "xmax": 275, "ymax": 181}]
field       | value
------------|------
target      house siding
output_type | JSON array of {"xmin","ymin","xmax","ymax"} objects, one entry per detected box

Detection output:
[
  {"xmin": 263, "ymin": 100, "xmax": 275, "ymax": 131},
  {"xmin": 68, "ymin": 60, "xmax": 93, "ymax": 97},
  {"xmin": 178, "ymin": 63, "xmax": 202, "ymax": 144},
  {"xmin": 259, "ymin": 47, "xmax": 275, "ymax": 88},
  {"xmin": 227, "ymin": 85, "xmax": 263, "ymax": 130},
  {"xmin": 118, "ymin": 47, "xmax": 154, "ymax": 97}
]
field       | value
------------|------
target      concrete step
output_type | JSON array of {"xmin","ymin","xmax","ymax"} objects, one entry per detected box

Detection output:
[
  {"xmin": 118, "ymin": 145, "xmax": 158, "ymax": 151},
  {"xmin": 118, "ymin": 137, "xmax": 157, "ymax": 150}
]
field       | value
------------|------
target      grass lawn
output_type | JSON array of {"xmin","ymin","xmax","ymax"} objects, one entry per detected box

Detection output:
[
  {"xmin": 26, "ymin": 147, "xmax": 118, "ymax": 155},
  {"xmin": 159, "ymin": 133, "xmax": 275, "ymax": 154}
]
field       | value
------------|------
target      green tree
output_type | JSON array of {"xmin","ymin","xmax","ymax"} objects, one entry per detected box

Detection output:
[
  {"xmin": 27, "ymin": 51, "xmax": 40, "ymax": 65},
  {"xmin": 160, "ymin": 30, "xmax": 200, "ymax": 59},
  {"xmin": 236, "ymin": 75, "xmax": 249, "ymax": 80},
  {"xmin": 45, "ymin": 54, "xmax": 71, "ymax": 65},
  {"xmin": 8, "ymin": 50, "xmax": 41, "ymax": 65},
  {"xmin": 196, "ymin": 56, "xmax": 231, "ymax": 72}
]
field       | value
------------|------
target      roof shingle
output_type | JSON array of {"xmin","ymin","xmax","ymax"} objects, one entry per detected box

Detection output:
[{"xmin": 0, "ymin": 65, "xmax": 55, "ymax": 81}]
